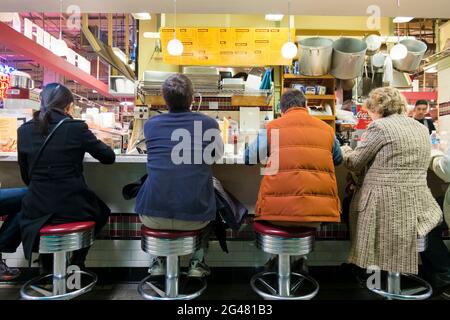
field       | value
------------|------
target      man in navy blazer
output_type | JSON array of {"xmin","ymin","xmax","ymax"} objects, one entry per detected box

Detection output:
[{"xmin": 135, "ymin": 74, "xmax": 223, "ymax": 277}]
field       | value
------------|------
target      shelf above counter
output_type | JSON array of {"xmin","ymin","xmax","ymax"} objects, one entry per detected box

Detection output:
[
  {"xmin": 283, "ymin": 74, "xmax": 335, "ymax": 80},
  {"xmin": 312, "ymin": 115, "xmax": 336, "ymax": 121}
]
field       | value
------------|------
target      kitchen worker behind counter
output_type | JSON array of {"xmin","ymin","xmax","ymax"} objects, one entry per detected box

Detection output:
[
  {"xmin": 341, "ymin": 87, "xmax": 442, "ymax": 277},
  {"xmin": 413, "ymin": 99, "xmax": 436, "ymax": 135},
  {"xmin": 17, "ymin": 83, "xmax": 116, "ymax": 272}
]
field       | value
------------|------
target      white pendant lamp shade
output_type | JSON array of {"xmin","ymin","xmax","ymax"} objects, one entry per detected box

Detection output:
[
  {"xmin": 390, "ymin": 43, "xmax": 408, "ymax": 60},
  {"xmin": 53, "ymin": 38, "xmax": 68, "ymax": 57},
  {"xmin": 54, "ymin": 0, "xmax": 68, "ymax": 57},
  {"xmin": 167, "ymin": 38, "xmax": 183, "ymax": 56},
  {"xmin": 281, "ymin": 41, "xmax": 298, "ymax": 59}
]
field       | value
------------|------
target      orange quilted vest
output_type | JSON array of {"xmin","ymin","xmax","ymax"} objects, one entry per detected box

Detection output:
[{"xmin": 255, "ymin": 107, "xmax": 341, "ymax": 223}]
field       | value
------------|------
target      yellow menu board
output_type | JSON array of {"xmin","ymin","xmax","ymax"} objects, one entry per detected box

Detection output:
[{"xmin": 160, "ymin": 27, "xmax": 295, "ymax": 66}]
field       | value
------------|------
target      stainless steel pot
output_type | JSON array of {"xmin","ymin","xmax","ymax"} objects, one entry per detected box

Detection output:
[
  {"xmin": 299, "ymin": 37, "xmax": 333, "ymax": 76},
  {"xmin": 331, "ymin": 38, "xmax": 367, "ymax": 80},
  {"xmin": 9, "ymin": 71, "xmax": 34, "ymax": 89},
  {"xmin": 392, "ymin": 39, "xmax": 427, "ymax": 73}
]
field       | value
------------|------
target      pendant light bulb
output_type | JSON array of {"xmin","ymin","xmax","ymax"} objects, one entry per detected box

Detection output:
[
  {"xmin": 167, "ymin": 38, "xmax": 183, "ymax": 56},
  {"xmin": 54, "ymin": 0, "xmax": 68, "ymax": 57},
  {"xmin": 167, "ymin": 0, "xmax": 183, "ymax": 56},
  {"xmin": 281, "ymin": 41, "xmax": 298, "ymax": 59},
  {"xmin": 281, "ymin": 0, "xmax": 297, "ymax": 59},
  {"xmin": 390, "ymin": 42, "xmax": 408, "ymax": 60}
]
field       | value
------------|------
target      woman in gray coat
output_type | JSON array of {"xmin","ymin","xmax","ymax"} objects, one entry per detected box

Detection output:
[{"xmin": 342, "ymin": 87, "xmax": 442, "ymax": 275}]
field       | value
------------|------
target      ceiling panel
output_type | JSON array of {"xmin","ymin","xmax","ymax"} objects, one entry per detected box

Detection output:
[{"xmin": 0, "ymin": 0, "xmax": 449, "ymax": 18}]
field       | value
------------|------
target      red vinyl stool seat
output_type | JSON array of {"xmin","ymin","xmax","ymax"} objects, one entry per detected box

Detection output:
[
  {"xmin": 20, "ymin": 221, "xmax": 97, "ymax": 300},
  {"xmin": 40, "ymin": 221, "xmax": 96, "ymax": 235},
  {"xmin": 141, "ymin": 226, "xmax": 202, "ymax": 239},
  {"xmin": 253, "ymin": 221, "xmax": 316, "ymax": 238}
]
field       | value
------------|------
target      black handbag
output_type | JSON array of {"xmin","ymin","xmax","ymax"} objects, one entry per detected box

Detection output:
[{"xmin": 122, "ymin": 174, "xmax": 148, "ymax": 200}]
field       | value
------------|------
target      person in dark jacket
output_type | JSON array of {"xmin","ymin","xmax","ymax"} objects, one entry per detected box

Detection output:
[
  {"xmin": 413, "ymin": 100, "xmax": 436, "ymax": 134},
  {"xmin": 17, "ymin": 83, "xmax": 115, "ymax": 270},
  {"xmin": 135, "ymin": 74, "xmax": 223, "ymax": 278}
]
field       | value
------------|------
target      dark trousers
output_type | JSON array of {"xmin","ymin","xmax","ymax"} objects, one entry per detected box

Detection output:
[
  {"xmin": 0, "ymin": 188, "xmax": 27, "ymax": 253},
  {"xmin": 420, "ymin": 222, "xmax": 450, "ymax": 288}
]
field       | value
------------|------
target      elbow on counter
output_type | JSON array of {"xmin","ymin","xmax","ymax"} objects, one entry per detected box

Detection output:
[{"xmin": 99, "ymin": 149, "xmax": 116, "ymax": 165}]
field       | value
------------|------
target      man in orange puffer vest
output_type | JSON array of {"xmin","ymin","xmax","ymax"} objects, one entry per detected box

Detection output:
[{"xmin": 245, "ymin": 89, "xmax": 342, "ymax": 227}]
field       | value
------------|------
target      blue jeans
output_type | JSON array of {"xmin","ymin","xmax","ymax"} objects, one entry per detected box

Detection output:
[{"xmin": 0, "ymin": 188, "xmax": 27, "ymax": 253}]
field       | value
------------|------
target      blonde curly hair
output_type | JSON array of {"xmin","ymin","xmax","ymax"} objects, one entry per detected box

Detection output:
[{"xmin": 364, "ymin": 87, "xmax": 407, "ymax": 117}]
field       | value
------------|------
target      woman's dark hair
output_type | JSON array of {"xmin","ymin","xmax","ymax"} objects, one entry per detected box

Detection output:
[
  {"xmin": 415, "ymin": 99, "xmax": 429, "ymax": 107},
  {"xmin": 33, "ymin": 83, "xmax": 74, "ymax": 134}
]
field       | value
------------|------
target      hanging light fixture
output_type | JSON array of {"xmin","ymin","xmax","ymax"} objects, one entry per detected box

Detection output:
[
  {"xmin": 390, "ymin": 0, "xmax": 407, "ymax": 60},
  {"xmin": 281, "ymin": 0, "xmax": 297, "ymax": 59},
  {"xmin": 53, "ymin": 0, "xmax": 68, "ymax": 57},
  {"xmin": 167, "ymin": 0, "xmax": 183, "ymax": 56},
  {"xmin": 389, "ymin": 20, "xmax": 407, "ymax": 60}
]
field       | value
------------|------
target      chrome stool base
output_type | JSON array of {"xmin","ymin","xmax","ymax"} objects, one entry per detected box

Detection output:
[
  {"xmin": 20, "ymin": 222, "xmax": 96, "ymax": 300},
  {"xmin": 139, "ymin": 226, "xmax": 207, "ymax": 300},
  {"xmin": 251, "ymin": 222, "xmax": 319, "ymax": 300},
  {"xmin": 20, "ymin": 270, "xmax": 97, "ymax": 300},
  {"xmin": 368, "ymin": 272, "xmax": 433, "ymax": 300},
  {"xmin": 251, "ymin": 271, "xmax": 319, "ymax": 300},
  {"xmin": 368, "ymin": 236, "xmax": 432, "ymax": 300},
  {"xmin": 138, "ymin": 272, "xmax": 207, "ymax": 301}
]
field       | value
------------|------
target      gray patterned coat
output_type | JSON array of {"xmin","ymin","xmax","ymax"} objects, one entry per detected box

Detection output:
[{"xmin": 342, "ymin": 114, "xmax": 442, "ymax": 274}]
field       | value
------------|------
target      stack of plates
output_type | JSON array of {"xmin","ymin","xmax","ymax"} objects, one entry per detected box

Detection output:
[
  {"xmin": 221, "ymin": 78, "xmax": 245, "ymax": 90},
  {"xmin": 142, "ymin": 71, "xmax": 175, "ymax": 91},
  {"xmin": 182, "ymin": 67, "xmax": 220, "ymax": 90}
]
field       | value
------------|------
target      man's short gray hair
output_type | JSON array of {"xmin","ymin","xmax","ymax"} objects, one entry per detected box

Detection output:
[{"xmin": 280, "ymin": 90, "xmax": 306, "ymax": 113}]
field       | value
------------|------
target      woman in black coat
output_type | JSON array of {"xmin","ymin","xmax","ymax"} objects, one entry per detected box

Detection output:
[{"xmin": 17, "ymin": 83, "xmax": 115, "ymax": 268}]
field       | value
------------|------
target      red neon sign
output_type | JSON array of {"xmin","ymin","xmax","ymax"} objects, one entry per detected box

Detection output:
[{"xmin": 0, "ymin": 73, "xmax": 10, "ymax": 99}]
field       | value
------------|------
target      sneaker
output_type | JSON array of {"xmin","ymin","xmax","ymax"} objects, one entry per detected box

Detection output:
[
  {"xmin": 441, "ymin": 287, "xmax": 450, "ymax": 300},
  {"xmin": 0, "ymin": 259, "xmax": 20, "ymax": 281},
  {"xmin": 148, "ymin": 257, "xmax": 166, "ymax": 276},
  {"xmin": 187, "ymin": 260, "xmax": 211, "ymax": 278},
  {"xmin": 441, "ymin": 290, "xmax": 450, "ymax": 300}
]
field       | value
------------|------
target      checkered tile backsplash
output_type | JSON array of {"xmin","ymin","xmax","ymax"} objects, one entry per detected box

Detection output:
[
  {"xmin": 1, "ymin": 214, "xmax": 448, "ymax": 240},
  {"xmin": 96, "ymin": 214, "xmax": 450, "ymax": 240}
]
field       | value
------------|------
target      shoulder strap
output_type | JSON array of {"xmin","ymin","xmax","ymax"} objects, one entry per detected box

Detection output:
[{"xmin": 28, "ymin": 117, "xmax": 70, "ymax": 178}]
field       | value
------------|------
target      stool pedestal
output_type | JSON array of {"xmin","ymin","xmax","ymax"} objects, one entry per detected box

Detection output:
[
  {"xmin": 20, "ymin": 222, "xmax": 97, "ymax": 300},
  {"xmin": 368, "ymin": 236, "xmax": 433, "ymax": 300},
  {"xmin": 250, "ymin": 222, "xmax": 319, "ymax": 300},
  {"xmin": 138, "ymin": 226, "xmax": 207, "ymax": 300}
]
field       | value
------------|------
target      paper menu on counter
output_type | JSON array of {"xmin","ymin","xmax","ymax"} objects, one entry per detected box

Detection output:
[{"xmin": 0, "ymin": 117, "xmax": 18, "ymax": 152}]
